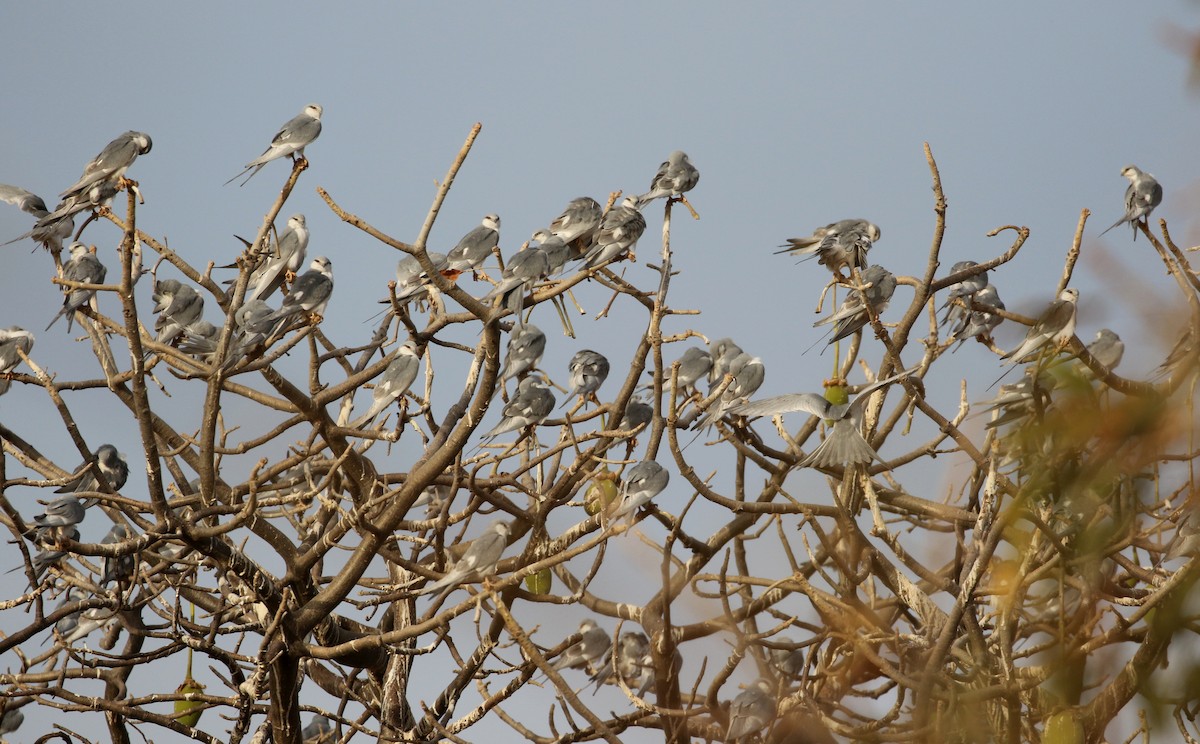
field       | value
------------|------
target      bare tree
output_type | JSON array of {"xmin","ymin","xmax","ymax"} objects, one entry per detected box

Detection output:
[{"xmin": 1, "ymin": 127, "xmax": 1198, "ymax": 744}]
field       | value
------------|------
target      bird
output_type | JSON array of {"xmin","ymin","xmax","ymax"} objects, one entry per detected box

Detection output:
[
  {"xmin": 351, "ymin": 343, "xmax": 420, "ymax": 427},
  {"xmin": 0, "ymin": 707, "xmax": 22, "ymax": 737},
  {"xmin": 1155, "ymin": 327, "xmax": 1197, "ymax": 382},
  {"xmin": 482, "ymin": 241, "xmax": 548, "ymax": 323},
  {"xmin": 581, "ymin": 197, "xmax": 646, "ymax": 268},
  {"xmin": 178, "ymin": 321, "xmax": 220, "ymax": 362},
  {"xmin": 730, "ymin": 369, "xmax": 916, "ymax": 469},
  {"xmin": 227, "ymin": 298, "xmax": 277, "ymax": 356},
  {"xmin": 499, "ymin": 324, "xmax": 546, "ymax": 382},
  {"xmin": 617, "ymin": 395, "xmax": 653, "ymax": 434},
  {"xmin": 480, "ymin": 374, "xmax": 555, "ymax": 440},
  {"xmin": 150, "ymin": 279, "xmax": 205, "ymax": 348},
  {"xmin": 46, "ymin": 242, "xmax": 107, "ymax": 332},
  {"xmin": 1098, "ymin": 165, "xmax": 1163, "ymax": 240},
  {"xmin": 601, "ymin": 631, "xmax": 655, "ymax": 695},
  {"xmin": 227, "ymin": 104, "xmax": 323, "ymax": 186},
  {"xmin": 695, "ymin": 353, "xmax": 765, "ymax": 430},
  {"xmin": 99, "ymin": 523, "xmax": 136, "ymax": 588},
  {"xmin": 0, "ymin": 184, "xmax": 73, "ymax": 255},
  {"xmin": 562, "ymin": 349, "xmax": 610, "ymax": 408},
  {"xmin": 725, "ymin": 678, "xmax": 776, "ymax": 741},
  {"xmin": 672, "ymin": 346, "xmax": 713, "ymax": 395},
  {"xmin": 1051, "ymin": 327, "xmax": 1124, "ymax": 381},
  {"xmin": 812, "ymin": 265, "xmax": 897, "ymax": 345},
  {"xmin": 636, "ymin": 150, "xmax": 699, "ymax": 206},
  {"xmin": 549, "ymin": 619, "xmax": 611, "ymax": 676},
  {"xmin": 999, "ymin": 288, "xmax": 1079, "ymax": 364},
  {"xmin": 27, "ymin": 526, "xmax": 79, "ymax": 585},
  {"xmin": 777, "ymin": 219, "xmax": 881, "ymax": 278},
  {"xmin": 446, "ymin": 214, "xmax": 501, "ymax": 274},
  {"xmin": 300, "ymin": 714, "xmax": 333, "ymax": 743},
  {"xmin": 609, "ymin": 460, "xmax": 670, "ymax": 520},
  {"xmin": 707, "ymin": 338, "xmax": 744, "ymax": 387},
  {"xmin": 392, "ymin": 251, "xmax": 452, "ymax": 305},
  {"xmin": 58, "ymin": 131, "xmax": 153, "ymax": 202},
  {"xmin": 51, "ymin": 586, "xmax": 90, "ymax": 638},
  {"xmin": 768, "ymin": 636, "xmax": 804, "ymax": 678},
  {"xmin": 62, "ymin": 603, "xmax": 118, "ymax": 645},
  {"xmin": 265, "ymin": 256, "xmax": 334, "ymax": 338},
  {"xmin": 244, "ymin": 214, "xmax": 309, "ymax": 302},
  {"xmin": 531, "ymin": 229, "xmax": 572, "ymax": 275},
  {"xmin": 0, "ymin": 327, "xmax": 34, "ymax": 396},
  {"xmin": 56, "ymin": 444, "xmax": 129, "ymax": 494},
  {"xmin": 32, "ymin": 495, "xmax": 87, "ymax": 537},
  {"xmin": 413, "ymin": 519, "xmax": 510, "ymax": 605},
  {"xmin": 549, "ymin": 197, "xmax": 602, "ymax": 249},
  {"xmin": 939, "ymin": 261, "xmax": 989, "ymax": 328},
  {"xmin": 947, "ymin": 283, "xmax": 1005, "ymax": 349}
]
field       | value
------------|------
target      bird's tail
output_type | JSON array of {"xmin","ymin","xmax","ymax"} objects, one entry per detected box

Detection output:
[{"xmin": 800, "ymin": 421, "xmax": 879, "ymax": 469}]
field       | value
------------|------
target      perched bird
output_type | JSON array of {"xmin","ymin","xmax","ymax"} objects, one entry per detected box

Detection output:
[
  {"xmin": 778, "ymin": 219, "xmax": 881, "ymax": 278},
  {"xmin": 637, "ymin": 150, "xmax": 700, "ymax": 206},
  {"xmin": 56, "ymin": 444, "xmax": 129, "ymax": 494},
  {"xmin": 947, "ymin": 283, "xmax": 1005, "ymax": 349},
  {"xmin": 939, "ymin": 261, "xmax": 989, "ymax": 329},
  {"xmin": 62, "ymin": 603, "xmax": 118, "ymax": 645},
  {"xmin": 672, "ymin": 346, "xmax": 713, "ymax": 394},
  {"xmin": 549, "ymin": 619, "xmax": 611, "ymax": 676},
  {"xmin": 52, "ymin": 586, "xmax": 89, "ymax": 637},
  {"xmin": 178, "ymin": 321, "xmax": 220, "ymax": 362},
  {"xmin": 0, "ymin": 184, "xmax": 72, "ymax": 254},
  {"xmin": 977, "ymin": 368, "xmax": 1056, "ymax": 430},
  {"xmin": 581, "ymin": 197, "xmax": 646, "ymax": 268},
  {"xmin": 446, "ymin": 214, "xmax": 501, "ymax": 273},
  {"xmin": 265, "ymin": 256, "xmax": 334, "ymax": 338},
  {"xmin": 245, "ymin": 214, "xmax": 309, "ymax": 302},
  {"xmin": 730, "ymin": 369, "xmax": 915, "ymax": 469},
  {"xmin": 1000, "ymin": 289, "xmax": 1079, "ymax": 364},
  {"xmin": 98, "ymin": 523, "xmax": 136, "ymax": 588},
  {"xmin": 231, "ymin": 298, "xmax": 277, "ymax": 350},
  {"xmin": 483, "ymin": 242, "xmax": 548, "ymax": 323},
  {"xmin": 1084, "ymin": 328, "xmax": 1125, "ymax": 371},
  {"xmin": 59, "ymin": 131, "xmax": 153, "ymax": 202},
  {"xmin": 1098, "ymin": 165, "xmax": 1163, "ymax": 240},
  {"xmin": 300, "ymin": 714, "xmax": 333, "ymax": 743},
  {"xmin": 768, "ymin": 636, "xmax": 804, "ymax": 678},
  {"xmin": 549, "ymin": 196, "xmax": 602, "ymax": 247},
  {"xmin": 694, "ymin": 353, "xmax": 765, "ymax": 430},
  {"xmin": 812, "ymin": 265, "xmax": 897, "ymax": 345},
  {"xmin": 708, "ymin": 338, "xmax": 744, "ymax": 386},
  {"xmin": 1155, "ymin": 327, "xmax": 1197, "ymax": 382},
  {"xmin": 610, "ymin": 460, "xmax": 670, "ymax": 520},
  {"xmin": 499, "ymin": 324, "xmax": 546, "ymax": 382},
  {"xmin": 32, "ymin": 495, "xmax": 87, "ymax": 537},
  {"xmin": 612, "ymin": 631, "xmax": 655, "ymax": 694},
  {"xmin": 617, "ymin": 395, "xmax": 653, "ymax": 433},
  {"xmin": 46, "ymin": 243, "xmax": 107, "ymax": 332},
  {"xmin": 392, "ymin": 251, "xmax": 451, "ymax": 304},
  {"xmin": 0, "ymin": 707, "xmax": 22, "ymax": 737},
  {"xmin": 531, "ymin": 229, "xmax": 572, "ymax": 276},
  {"xmin": 151, "ymin": 279, "xmax": 205, "ymax": 347},
  {"xmin": 0, "ymin": 327, "xmax": 34, "ymax": 396},
  {"xmin": 726, "ymin": 678, "xmax": 776, "ymax": 741},
  {"xmin": 28, "ymin": 527, "xmax": 79, "ymax": 585},
  {"xmin": 562, "ymin": 349, "xmax": 610, "ymax": 408},
  {"xmin": 352, "ymin": 343, "xmax": 420, "ymax": 427},
  {"xmin": 413, "ymin": 519, "xmax": 510, "ymax": 604},
  {"xmin": 480, "ymin": 374, "xmax": 555, "ymax": 440},
  {"xmin": 227, "ymin": 104, "xmax": 323, "ymax": 186}
]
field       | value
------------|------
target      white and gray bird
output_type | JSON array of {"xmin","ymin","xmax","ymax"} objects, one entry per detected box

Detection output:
[
  {"xmin": 0, "ymin": 707, "xmax": 21, "ymax": 737},
  {"xmin": 300, "ymin": 715, "xmax": 333, "ymax": 743},
  {"xmin": 610, "ymin": 460, "xmax": 670, "ymax": 520},
  {"xmin": 59, "ymin": 131, "xmax": 153, "ymax": 202},
  {"xmin": 227, "ymin": 104, "xmax": 323, "ymax": 186},
  {"xmin": 62, "ymin": 603, "xmax": 118, "ymax": 645},
  {"xmin": 46, "ymin": 243, "xmax": 107, "ymax": 332},
  {"xmin": 28, "ymin": 526, "xmax": 79, "ymax": 585},
  {"xmin": 0, "ymin": 183, "xmax": 74, "ymax": 255},
  {"xmin": 726, "ymin": 678, "xmax": 776, "ymax": 741},
  {"xmin": 232, "ymin": 298, "xmax": 277, "ymax": 349},
  {"xmin": 446, "ymin": 214, "xmax": 501, "ymax": 273},
  {"xmin": 1098, "ymin": 165, "xmax": 1163, "ymax": 240},
  {"xmin": 730, "ymin": 369, "xmax": 915, "ymax": 469},
  {"xmin": 672, "ymin": 346, "xmax": 713, "ymax": 394},
  {"xmin": 708, "ymin": 338, "xmax": 745, "ymax": 387},
  {"xmin": 480, "ymin": 374, "xmax": 555, "ymax": 440},
  {"xmin": 265, "ymin": 256, "xmax": 334, "ymax": 338},
  {"xmin": 618, "ymin": 395, "xmax": 653, "ymax": 434},
  {"xmin": 549, "ymin": 196, "xmax": 602, "ymax": 247},
  {"xmin": 392, "ymin": 251, "xmax": 451, "ymax": 304},
  {"xmin": 56, "ymin": 444, "xmax": 129, "ymax": 494},
  {"xmin": 615, "ymin": 631, "xmax": 654, "ymax": 694},
  {"xmin": 939, "ymin": 261, "xmax": 989, "ymax": 328},
  {"xmin": 581, "ymin": 197, "xmax": 646, "ymax": 269},
  {"xmin": 948, "ymin": 283, "xmax": 1005, "ymax": 349},
  {"xmin": 550, "ymin": 619, "xmax": 612, "ymax": 675},
  {"xmin": 637, "ymin": 150, "xmax": 700, "ymax": 206},
  {"xmin": 0, "ymin": 327, "xmax": 34, "ymax": 396},
  {"xmin": 531, "ymin": 229, "xmax": 572, "ymax": 275},
  {"xmin": 483, "ymin": 241, "xmax": 549, "ymax": 323},
  {"xmin": 178, "ymin": 321, "xmax": 220, "ymax": 362},
  {"xmin": 695, "ymin": 353, "xmax": 765, "ymax": 430},
  {"xmin": 768, "ymin": 636, "xmax": 804, "ymax": 678},
  {"xmin": 562, "ymin": 349, "xmax": 610, "ymax": 407},
  {"xmin": 1053, "ymin": 327, "xmax": 1124, "ymax": 381},
  {"xmin": 1000, "ymin": 288, "xmax": 1079, "ymax": 364},
  {"xmin": 99, "ymin": 523, "xmax": 135, "ymax": 587},
  {"xmin": 32, "ymin": 495, "xmax": 87, "ymax": 539},
  {"xmin": 52, "ymin": 586, "xmax": 89, "ymax": 637},
  {"xmin": 352, "ymin": 342, "xmax": 420, "ymax": 427},
  {"xmin": 151, "ymin": 279, "xmax": 205, "ymax": 347},
  {"xmin": 245, "ymin": 213, "xmax": 309, "ymax": 301},
  {"xmin": 499, "ymin": 324, "xmax": 546, "ymax": 382},
  {"xmin": 414, "ymin": 519, "xmax": 510, "ymax": 604},
  {"xmin": 778, "ymin": 219, "xmax": 881, "ymax": 278},
  {"xmin": 813, "ymin": 265, "xmax": 897, "ymax": 345}
]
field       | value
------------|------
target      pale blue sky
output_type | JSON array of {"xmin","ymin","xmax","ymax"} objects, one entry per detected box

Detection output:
[{"xmin": 1, "ymin": 3, "xmax": 1197, "ymax": 741}]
